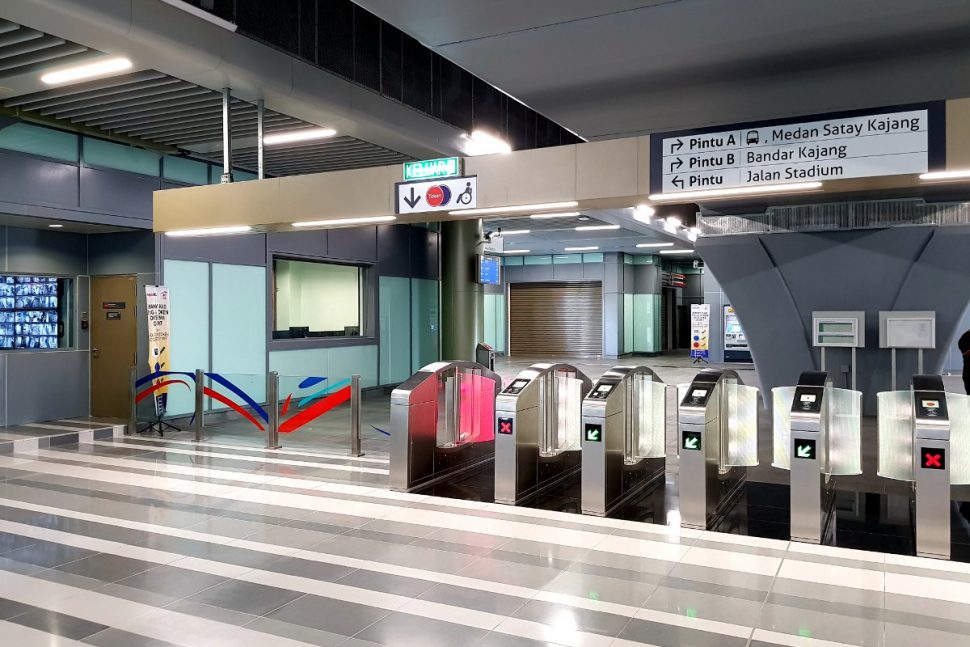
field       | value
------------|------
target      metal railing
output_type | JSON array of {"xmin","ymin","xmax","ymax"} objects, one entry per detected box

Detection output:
[{"xmin": 129, "ymin": 367, "xmax": 363, "ymax": 452}]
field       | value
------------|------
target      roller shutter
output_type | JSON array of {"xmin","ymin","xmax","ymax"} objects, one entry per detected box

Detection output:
[{"xmin": 509, "ymin": 281, "xmax": 602, "ymax": 357}]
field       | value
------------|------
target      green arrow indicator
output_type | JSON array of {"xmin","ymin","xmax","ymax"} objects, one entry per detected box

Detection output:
[
  {"xmin": 794, "ymin": 439, "xmax": 816, "ymax": 459},
  {"xmin": 684, "ymin": 437, "xmax": 699, "ymax": 450},
  {"xmin": 584, "ymin": 424, "xmax": 602, "ymax": 442},
  {"xmin": 796, "ymin": 445, "xmax": 812, "ymax": 458}
]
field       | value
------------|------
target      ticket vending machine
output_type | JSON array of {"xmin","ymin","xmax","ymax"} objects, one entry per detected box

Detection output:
[
  {"xmin": 581, "ymin": 366, "xmax": 667, "ymax": 517},
  {"xmin": 390, "ymin": 361, "xmax": 502, "ymax": 493},
  {"xmin": 877, "ymin": 375, "xmax": 970, "ymax": 560},
  {"xmin": 494, "ymin": 363, "xmax": 592, "ymax": 506},
  {"xmin": 772, "ymin": 372, "xmax": 862, "ymax": 544},
  {"xmin": 678, "ymin": 369, "xmax": 759, "ymax": 530}
]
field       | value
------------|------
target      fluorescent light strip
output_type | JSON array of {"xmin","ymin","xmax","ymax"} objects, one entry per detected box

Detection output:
[
  {"xmin": 503, "ymin": 249, "xmax": 531, "ymax": 254},
  {"xmin": 636, "ymin": 242, "xmax": 674, "ymax": 248},
  {"xmin": 41, "ymin": 57, "xmax": 132, "ymax": 85},
  {"xmin": 648, "ymin": 181, "xmax": 822, "ymax": 202},
  {"xmin": 919, "ymin": 170, "xmax": 970, "ymax": 181},
  {"xmin": 293, "ymin": 216, "xmax": 396, "ymax": 227},
  {"xmin": 449, "ymin": 201, "xmax": 578, "ymax": 216},
  {"xmin": 575, "ymin": 225, "xmax": 620, "ymax": 231},
  {"xmin": 263, "ymin": 128, "xmax": 337, "ymax": 145},
  {"xmin": 659, "ymin": 249, "xmax": 694, "ymax": 254},
  {"xmin": 499, "ymin": 229, "xmax": 530, "ymax": 235},
  {"xmin": 529, "ymin": 211, "xmax": 581, "ymax": 219},
  {"xmin": 166, "ymin": 225, "xmax": 252, "ymax": 237},
  {"xmin": 564, "ymin": 246, "xmax": 598, "ymax": 252}
]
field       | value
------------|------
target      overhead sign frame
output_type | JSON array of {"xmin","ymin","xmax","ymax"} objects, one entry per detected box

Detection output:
[
  {"xmin": 649, "ymin": 102, "xmax": 946, "ymax": 195},
  {"xmin": 395, "ymin": 175, "xmax": 478, "ymax": 215}
]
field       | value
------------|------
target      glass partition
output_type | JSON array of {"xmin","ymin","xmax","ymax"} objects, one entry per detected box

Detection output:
[
  {"xmin": 827, "ymin": 387, "xmax": 862, "ymax": 476},
  {"xmin": 948, "ymin": 392, "xmax": 970, "ymax": 485},
  {"xmin": 877, "ymin": 391, "xmax": 914, "ymax": 481},
  {"xmin": 771, "ymin": 386, "xmax": 795, "ymax": 470},
  {"xmin": 725, "ymin": 382, "xmax": 759, "ymax": 467},
  {"xmin": 632, "ymin": 375, "xmax": 666, "ymax": 461},
  {"xmin": 276, "ymin": 374, "xmax": 351, "ymax": 437}
]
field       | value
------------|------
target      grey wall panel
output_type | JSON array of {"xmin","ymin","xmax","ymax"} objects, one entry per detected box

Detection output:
[
  {"xmin": 504, "ymin": 265, "xmax": 524, "ymax": 282},
  {"xmin": 0, "ymin": 354, "xmax": 6, "ymax": 425},
  {"xmin": 603, "ymin": 253, "xmax": 622, "ymax": 293},
  {"xmin": 163, "ymin": 232, "xmax": 267, "ymax": 266},
  {"xmin": 328, "ymin": 227, "xmax": 378, "ymax": 263},
  {"xmin": 5, "ymin": 350, "xmax": 89, "ymax": 425},
  {"xmin": 76, "ymin": 275, "xmax": 90, "ymax": 352},
  {"xmin": 633, "ymin": 265, "xmax": 661, "ymax": 294},
  {"xmin": 582, "ymin": 262, "xmax": 605, "ymax": 280},
  {"xmin": 622, "ymin": 264, "xmax": 635, "ymax": 291},
  {"xmin": 88, "ymin": 231, "xmax": 156, "ymax": 275},
  {"xmin": 377, "ymin": 225, "xmax": 411, "ymax": 277},
  {"xmin": 0, "ymin": 152, "xmax": 78, "ymax": 209},
  {"xmin": 267, "ymin": 229, "xmax": 328, "ymax": 257},
  {"xmin": 518, "ymin": 265, "xmax": 555, "ymax": 282},
  {"xmin": 484, "ymin": 282, "xmax": 504, "ymax": 295},
  {"xmin": 552, "ymin": 263, "xmax": 584, "ymax": 280},
  {"xmin": 79, "ymin": 166, "xmax": 156, "ymax": 220},
  {"xmin": 5, "ymin": 227, "xmax": 87, "ymax": 276},
  {"xmin": 410, "ymin": 226, "xmax": 439, "ymax": 280},
  {"xmin": 603, "ymin": 291, "xmax": 620, "ymax": 358}
]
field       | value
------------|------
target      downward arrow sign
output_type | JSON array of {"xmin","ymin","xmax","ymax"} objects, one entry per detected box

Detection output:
[
  {"xmin": 403, "ymin": 187, "xmax": 421, "ymax": 209},
  {"xmin": 796, "ymin": 444, "xmax": 812, "ymax": 458}
]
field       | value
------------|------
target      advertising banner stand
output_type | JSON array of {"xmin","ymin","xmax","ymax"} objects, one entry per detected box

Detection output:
[
  {"xmin": 690, "ymin": 304, "xmax": 710, "ymax": 364},
  {"xmin": 143, "ymin": 285, "xmax": 179, "ymax": 436}
]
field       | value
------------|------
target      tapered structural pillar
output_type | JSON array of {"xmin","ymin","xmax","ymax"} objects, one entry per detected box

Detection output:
[{"xmin": 441, "ymin": 219, "xmax": 484, "ymax": 361}]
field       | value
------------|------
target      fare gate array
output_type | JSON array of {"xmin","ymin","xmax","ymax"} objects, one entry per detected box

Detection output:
[
  {"xmin": 677, "ymin": 369, "xmax": 759, "ymax": 531},
  {"xmin": 877, "ymin": 375, "xmax": 970, "ymax": 559},
  {"xmin": 772, "ymin": 371, "xmax": 862, "ymax": 544},
  {"xmin": 390, "ymin": 361, "xmax": 502, "ymax": 492},
  {"xmin": 495, "ymin": 363, "xmax": 592, "ymax": 506},
  {"xmin": 581, "ymin": 366, "xmax": 667, "ymax": 517}
]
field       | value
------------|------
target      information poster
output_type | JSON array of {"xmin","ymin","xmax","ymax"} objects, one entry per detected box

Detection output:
[
  {"xmin": 146, "ymin": 286, "xmax": 171, "ymax": 416},
  {"xmin": 690, "ymin": 304, "xmax": 710, "ymax": 360}
]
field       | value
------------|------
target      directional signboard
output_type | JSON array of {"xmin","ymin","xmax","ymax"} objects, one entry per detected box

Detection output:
[
  {"xmin": 396, "ymin": 176, "xmax": 477, "ymax": 215},
  {"xmin": 652, "ymin": 106, "xmax": 940, "ymax": 194}
]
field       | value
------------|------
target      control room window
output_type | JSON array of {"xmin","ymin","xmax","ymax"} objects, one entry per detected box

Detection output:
[{"xmin": 273, "ymin": 259, "xmax": 365, "ymax": 339}]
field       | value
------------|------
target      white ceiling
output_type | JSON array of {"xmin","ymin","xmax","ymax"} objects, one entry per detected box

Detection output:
[{"xmin": 355, "ymin": 0, "xmax": 970, "ymax": 140}]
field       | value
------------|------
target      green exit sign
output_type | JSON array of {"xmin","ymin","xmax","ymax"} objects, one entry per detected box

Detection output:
[
  {"xmin": 584, "ymin": 424, "xmax": 602, "ymax": 442},
  {"xmin": 403, "ymin": 157, "xmax": 462, "ymax": 181}
]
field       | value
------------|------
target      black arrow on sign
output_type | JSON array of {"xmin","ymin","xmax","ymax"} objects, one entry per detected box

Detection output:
[
  {"xmin": 403, "ymin": 186, "xmax": 421, "ymax": 209},
  {"xmin": 670, "ymin": 157, "xmax": 684, "ymax": 171},
  {"xmin": 672, "ymin": 176, "xmax": 684, "ymax": 189},
  {"xmin": 672, "ymin": 139, "xmax": 684, "ymax": 152}
]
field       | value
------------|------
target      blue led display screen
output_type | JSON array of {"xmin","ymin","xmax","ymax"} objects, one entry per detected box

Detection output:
[{"xmin": 478, "ymin": 255, "xmax": 501, "ymax": 285}]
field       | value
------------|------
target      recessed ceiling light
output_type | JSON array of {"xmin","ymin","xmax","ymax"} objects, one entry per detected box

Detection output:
[
  {"xmin": 503, "ymin": 249, "xmax": 531, "ymax": 254},
  {"xmin": 633, "ymin": 204, "xmax": 655, "ymax": 223},
  {"xmin": 636, "ymin": 242, "xmax": 674, "ymax": 248},
  {"xmin": 263, "ymin": 127, "xmax": 337, "ymax": 145},
  {"xmin": 166, "ymin": 225, "xmax": 252, "ymax": 237},
  {"xmin": 528, "ymin": 211, "xmax": 581, "ymax": 220},
  {"xmin": 575, "ymin": 225, "xmax": 620, "ymax": 231},
  {"xmin": 500, "ymin": 229, "xmax": 530, "ymax": 235},
  {"xmin": 564, "ymin": 246, "xmax": 599, "ymax": 251},
  {"xmin": 41, "ymin": 56, "xmax": 132, "ymax": 85},
  {"xmin": 292, "ymin": 216, "xmax": 395, "ymax": 227},
  {"xmin": 48, "ymin": 224, "xmax": 63, "ymax": 229},
  {"xmin": 452, "ymin": 202, "xmax": 578, "ymax": 216},
  {"xmin": 461, "ymin": 130, "xmax": 512, "ymax": 156},
  {"xmin": 659, "ymin": 249, "xmax": 694, "ymax": 254},
  {"xmin": 648, "ymin": 182, "xmax": 822, "ymax": 202}
]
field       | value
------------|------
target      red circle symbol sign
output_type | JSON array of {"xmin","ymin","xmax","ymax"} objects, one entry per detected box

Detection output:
[{"xmin": 425, "ymin": 185, "xmax": 452, "ymax": 208}]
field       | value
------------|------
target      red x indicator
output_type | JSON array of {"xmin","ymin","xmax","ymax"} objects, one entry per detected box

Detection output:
[
  {"xmin": 921, "ymin": 447, "xmax": 945, "ymax": 470},
  {"xmin": 498, "ymin": 417, "xmax": 513, "ymax": 435}
]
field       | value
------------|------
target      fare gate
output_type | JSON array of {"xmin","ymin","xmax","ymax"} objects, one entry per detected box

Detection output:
[
  {"xmin": 878, "ymin": 375, "xmax": 970, "ymax": 559},
  {"xmin": 494, "ymin": 363, "xmax": 592, "ymax": 505},
  {"xmin": 390, "ymin": 361, "xmax": 502, "ymax": 493},
  {"xmin": 772, "ymin": 371, "xmax": 862, "ymax": 544},
  {"xmin": 581, "ymin": 366, "xmax": 667, "ymax": 517},
  {"xmin": 678, "ymin": 369, "xmax": 759, "ymax": 530}
]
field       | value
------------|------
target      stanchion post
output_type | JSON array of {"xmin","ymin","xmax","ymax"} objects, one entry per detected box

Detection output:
[
  {"xmin": 128, "ymin": 366, "xmax": 137, "ymax": 435},
  {"xmin": 266, "ymin": 371, "xmax": 281, "ymax": 449},
  {"xmin": 194, "ymin": 369, "xmax": 204, "ymax": 442},
  {"xmin": 350, "ymin": 374, "xmax": 363, "ymax": 457}
]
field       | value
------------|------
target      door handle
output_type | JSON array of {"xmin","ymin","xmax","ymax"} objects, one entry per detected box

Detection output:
[{"xmin": 92, "ymin": 347, "xmax": 100, "ymax": 357}]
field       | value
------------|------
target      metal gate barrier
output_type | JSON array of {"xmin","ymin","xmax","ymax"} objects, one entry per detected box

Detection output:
[
  {"xmin": 495, "ymin": 363, "xmax": 592, "ymax": 505},
  {"xmin": 772, "ymin": 371, "xmax": 862, "ymax": 544},
  {"xmin": 677, "ymin": 369, "xmax": 759, "ymax": 530},
  {"xmin": 581, "ymin": 366, "xmax": 666, "ymax": 517},
  {"xmin": 390, "ymin": 361, "xmax": 502, "ymax": 493},
  {"xmin": 877, "ymin": 375, "xmax": 970, "ymax": 559}
]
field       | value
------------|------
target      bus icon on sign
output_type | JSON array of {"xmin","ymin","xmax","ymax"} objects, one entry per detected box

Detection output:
[{"xmin": 746, "ymin": 130, "xmax": 759, "ymax": 145}]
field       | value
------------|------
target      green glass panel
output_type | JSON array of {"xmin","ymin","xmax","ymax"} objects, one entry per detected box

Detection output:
[
  {"xmin": 495, "ymin": 294, "xmax": 506, "ymax": 353},
  {"xmin": 84, "ymin": 137, "xmax": 159, "ymax": 176},
  {"xmin": 211, "ymin": 264, "xmax": 267, "ymax": 406},
  {"xmin": 502, "ymin": 256, "xmax": 523, "ymax": 266},
  {"xmin": 633, "ymin": 255, "xmax": 657, "ymax": 265},
  {"xmin": 0, "ymin": 123, "xmax": 78, "ymax": 162},
  {"xmin": 234, "ymin": 169, "xmax": 258, "ymax": 182},
  {"xmin": 623, "ymin": 294, "xmax": 634, "ymax": 354},
  {"xmin": 524, "ymin": 255, "xmax": 552, "ymax": 266},
  {"xmin": 379, "ymin": 276, "xmax": 411, "ymax": 384},
  {"xmin": 330, "ymin": 345, "xmax": 379, "ymax": 388},
  {"xmin": 270, "ymin": 348, "xmax": 328, "ymax": 378},
  {"xmin": 164, "ymin": 156, "xmax": 209, "ymax": 185},
  {"xmin": 410, "ymin": 278, "xmax": 439, "ymax": 373},
  {"xmin": 483, "ymin": 294, "xmax": 497, "ymax": 350},
  {"xmin": 634, "ymin": 294, "xmax": 662, "ymax": 353},
  {"xmin": 582, "ymin": 253, "xmax": 604, "ymax": 263},
  {"xmin": 622, "ymin": 254, "xmax": 633, "ymax": 265},
  {"xmin": 163, "ymin": 260, "xmax": 209, "ymax": 415},
  {"xmin": 553, "ymin": 254, "xmax": 582, "ymax": 265}
]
